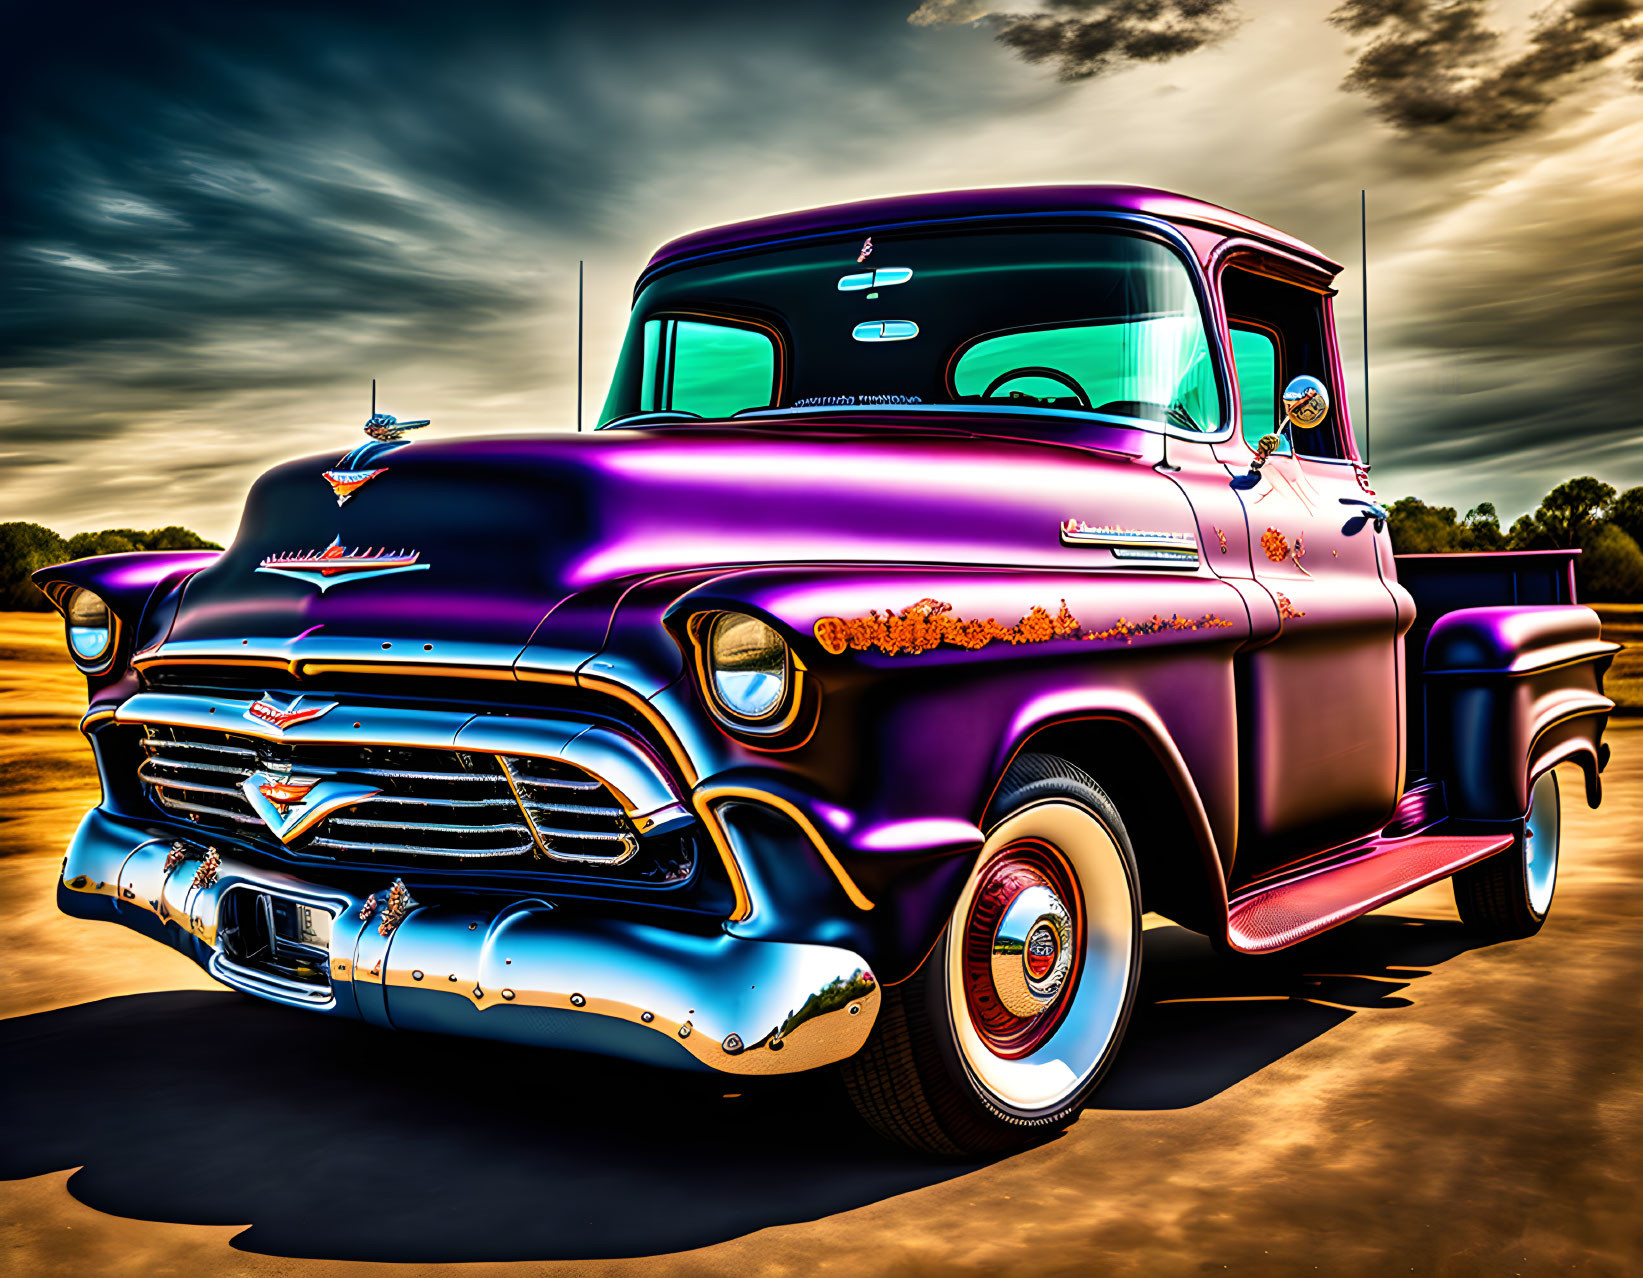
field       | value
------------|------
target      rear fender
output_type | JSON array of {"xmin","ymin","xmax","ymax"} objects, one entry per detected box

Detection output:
[{"xmin": 1423, "ymin": 605, "xmax": 1617, "ymax": 818}]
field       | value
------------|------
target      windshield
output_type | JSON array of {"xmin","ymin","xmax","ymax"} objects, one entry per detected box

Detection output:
[{"xmin": 599, "ymin": 227, "xmax": 1223, "ymax": 432}]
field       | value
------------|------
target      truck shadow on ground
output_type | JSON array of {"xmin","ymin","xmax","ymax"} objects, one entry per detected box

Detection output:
[{"xmin": 0, "ymin": 913, "xmax": 1483, "ymax": 1262}]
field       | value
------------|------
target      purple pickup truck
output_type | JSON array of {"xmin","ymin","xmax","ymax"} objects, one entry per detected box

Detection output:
[{"xmin": 36, "ymin": 185, "xmax": 1618, "ymax": 1155}]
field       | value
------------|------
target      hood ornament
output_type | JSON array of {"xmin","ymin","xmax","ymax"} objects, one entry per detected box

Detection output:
[
  {"xmin": 363, "ymin": 411, "xmax": 431, "ymax": 442},
  {"xmin": 257, "ymin": 536, "xmax": 430, "ymax": 592},
  {"xmin": 320, "ymin": 380, "xmax": 430, "ymax": 505},
  {"xmin": 361, "ymin": 377, "xmax": 430, "ymax": 441}
]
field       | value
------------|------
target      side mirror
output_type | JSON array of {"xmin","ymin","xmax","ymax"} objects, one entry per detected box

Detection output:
[
  {"xmin": 1281, "ymin": 375, "xmax": 1330, "ymax": 430},
  {"xmin": 1231, "ymin": 376, "xmax": 1330, "ymax": 491}
]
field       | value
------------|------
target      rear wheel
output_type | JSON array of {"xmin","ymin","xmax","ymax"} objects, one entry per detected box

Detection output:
[
  {"xmin": 841, "ymin": 754, "xmax": 1141, "ymax": 1156},
  {"xmin": 1453, "ymin": 769, "xmax": 1561, "ymax": 940}
]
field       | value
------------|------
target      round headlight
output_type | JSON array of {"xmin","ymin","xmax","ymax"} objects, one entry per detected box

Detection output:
[
  {"xmin": 65, "ymin": 588, "xmax": 113, "ymax": 664},
  {"xmin": 707, "ymin": 612, "xmax": 789, "ymax": 721}
]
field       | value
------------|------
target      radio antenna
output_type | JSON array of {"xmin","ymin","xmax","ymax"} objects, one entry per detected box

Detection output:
[
  {"xmin": 1360, "ymin": 190, "xmax": 1370, "ymax": 466},
  {"xmin": 371, "ymin": 378, "xmax": 376, "ymax": 418},
  {"xmin": 576, "ymin": 260, "xmax": 585, "ymax": 433}
]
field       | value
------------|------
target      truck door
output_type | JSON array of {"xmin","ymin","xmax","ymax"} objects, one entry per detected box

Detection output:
[{"xmin": 1221, "ymin": 263, "xmax": 1404, "ymax": 868}]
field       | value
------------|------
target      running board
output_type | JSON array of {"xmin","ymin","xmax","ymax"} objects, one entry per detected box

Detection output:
[{"xmin": 1226, "ymin": 833, "xmax": 1514, "ymax": 954}]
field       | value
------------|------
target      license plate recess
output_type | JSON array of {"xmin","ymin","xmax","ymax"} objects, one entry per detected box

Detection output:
[{"xmin": 219, "ymin": 886, "xmax": 335, "ymax": 990}]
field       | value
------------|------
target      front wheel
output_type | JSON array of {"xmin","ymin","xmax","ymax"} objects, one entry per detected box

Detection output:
[
  {"xmin": 841, "ymin": 754, "xmax": 1141, "ymax": 1156},
  {"xmin": 1453, "ymin": 768, "xmax": 1561, "ymax": 940}
]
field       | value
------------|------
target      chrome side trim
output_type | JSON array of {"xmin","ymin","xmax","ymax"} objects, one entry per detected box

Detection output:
[{"xmin": 1059, "ymin": 520, "xmax": 1200, "ymax": 565}]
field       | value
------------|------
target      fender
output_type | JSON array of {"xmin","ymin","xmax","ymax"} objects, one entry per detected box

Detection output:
[
  {"xmin": 987, "ymin": 689, "xmax": 1232, "ymax": 937},
  {"xmin": 1423, "ymin": 605, "xmax": 1617, "ymax": 819},
  {"xmin": 32, "ymin": 550, "xmax": 221, "ymax": 631},
  {"xmin": 32, "ymin": 550, "xmax": 221, "ymax": 698},
  {"xmin": 646, "ymin": 564, "xmax": 1247, "ymax": 957}
]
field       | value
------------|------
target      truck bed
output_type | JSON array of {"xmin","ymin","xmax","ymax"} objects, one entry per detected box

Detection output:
[{"xmin": 1395, "ymin": 549, "xmax": 1582, "ymax": 781}]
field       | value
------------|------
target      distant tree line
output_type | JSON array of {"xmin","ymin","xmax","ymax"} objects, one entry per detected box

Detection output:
[
  {"xmin": 0, "ymin": 522, "xmax": 221, "ymax": 611},
  {"xmin": 1388, "ymin": 477, "xmax": 1643, "ymax": 602}
]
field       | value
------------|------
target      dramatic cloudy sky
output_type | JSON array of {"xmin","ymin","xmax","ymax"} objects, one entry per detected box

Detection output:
[{"xmin": 3, "ymin": 0, "xmax": 1641, "ymax": 541}]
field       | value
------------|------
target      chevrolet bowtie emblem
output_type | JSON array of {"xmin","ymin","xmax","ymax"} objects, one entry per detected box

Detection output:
[
  {"xmin": 246, "ymin": 692, "xmax": 338, "ymax": 732},
  {"xmin": 242, "ymin": 769, "xmax": 382, "ymax": 843}
]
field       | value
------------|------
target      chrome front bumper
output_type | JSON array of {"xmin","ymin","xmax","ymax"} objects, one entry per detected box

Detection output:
[{"xmin": 58, "ymin": 808, "xmax": 880, "ymax": 1075}]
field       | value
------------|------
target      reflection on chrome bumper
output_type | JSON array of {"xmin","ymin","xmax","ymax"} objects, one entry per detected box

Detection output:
[{"xmin": 58, "ymin": 809, "xmax": 879, "ymax": 1075}]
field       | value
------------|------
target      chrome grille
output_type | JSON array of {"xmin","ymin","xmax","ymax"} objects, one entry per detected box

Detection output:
[
  {"xmin": 137, "ymin": 725, "xmax": 672, "ymax": 870},
  {"xmin": 501, "ymin": 756, "xmax": 640, "ymax": 865}
]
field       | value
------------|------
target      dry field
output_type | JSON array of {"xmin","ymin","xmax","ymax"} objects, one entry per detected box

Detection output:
[
  {"xmin": 1594, "ymin": 604, "xmax": 1643, "ymax": 713},
  {"xmin": 2, "ymin": 609, "xmax": 1640, "ymax": 1278}
]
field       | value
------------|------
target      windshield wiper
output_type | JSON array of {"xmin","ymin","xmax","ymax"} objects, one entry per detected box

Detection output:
[
  {"xmin": 601, "ymin": 410, "xmax": 704, "ymax": 429},
  {"xmin": 1165, "ymin": 402, "xmax": 1205, "ymax": 433}
]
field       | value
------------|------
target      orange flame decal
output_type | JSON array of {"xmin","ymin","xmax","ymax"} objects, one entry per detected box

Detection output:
[{"xmin": 813, "ymin": 599, "xmax": 1232, "ymax": 657}]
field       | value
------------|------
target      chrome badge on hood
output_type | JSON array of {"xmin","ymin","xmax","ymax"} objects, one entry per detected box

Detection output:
[
  {"xmin": 257, "ymin": 536, "xmax": 430, "ymax": 592},
  {"xmin": 321, "ymin": 466, "xmax": 388, "ymax": 505}
]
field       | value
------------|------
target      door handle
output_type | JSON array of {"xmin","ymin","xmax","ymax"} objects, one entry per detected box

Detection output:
[{"xmin": 1339, "ymin": 497, "xmax": 1388, "ymax": 532}]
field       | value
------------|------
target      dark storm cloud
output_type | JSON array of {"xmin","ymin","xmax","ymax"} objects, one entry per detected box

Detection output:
[
  {"xmin": 3, "ymin": 0, "xmax": 1640, "ymax": 537},
  {"xmin": 986, "ymin": 0, "xmax": 1241, "ymax": 81},
  {"xmin": 976, "ymin": 0, "xmax": 1641, "ymax": 142},
  {"xmin": 0, "ymin": 0, "xmax": 1024, "ymax": 478},
  {"xmin": 1330, "ymin": 0, "xmax": 1643, "ymax": 140},
  {"xmin": 1358, "ymin": 117, "xmax": 1643, "ymax": 516}
]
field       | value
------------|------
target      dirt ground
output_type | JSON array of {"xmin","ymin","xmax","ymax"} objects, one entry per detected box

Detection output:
[{"xmin": 2, "ymin": 610, "xmax": 1640, "ymax": 1278}]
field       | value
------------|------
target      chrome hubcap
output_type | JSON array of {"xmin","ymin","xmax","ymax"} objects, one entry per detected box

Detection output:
[
  {"xmin": 947, "ymin": 801, "xmax": 1138, "ymax": 1113},
  {"xmin": 990, "ymin": 884, "xmax": 1074, "ymax": 1017},
  {"xmin": 961, "ymin": 839, "xmax": 1082, "ymax": 1060}
]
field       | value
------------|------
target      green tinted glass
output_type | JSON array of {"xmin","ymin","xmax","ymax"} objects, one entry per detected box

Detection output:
[
  {"xmin": 951, "ymin": 314, "xmax": 1219, "ymax": 431},
  {"xmin": 600, "ymin": 230, "xmax": 1225, "ymax": 431},
  {"xmin": 630, "ymin": 317, "xmax": 776, "ymax": 420},
  {"xmin": 1230, "ymin": 326, "xmax": 1278, "ymax": 450}
]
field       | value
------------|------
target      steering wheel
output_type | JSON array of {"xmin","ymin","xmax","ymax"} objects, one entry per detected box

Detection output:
[{"xmin": 981, "ymin": 366, "xmax": 1092, "ymax": 408}]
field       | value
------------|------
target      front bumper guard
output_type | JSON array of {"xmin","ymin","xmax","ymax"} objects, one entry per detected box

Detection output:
[{"xmin": 58, "ymin": 808, "xmax": 880, "ymax": 1075}]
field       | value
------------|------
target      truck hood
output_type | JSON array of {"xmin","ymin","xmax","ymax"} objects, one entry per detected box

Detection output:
[{"xmin": 159, "ymin": 420, "xmax": 1199, "ymax": 669}]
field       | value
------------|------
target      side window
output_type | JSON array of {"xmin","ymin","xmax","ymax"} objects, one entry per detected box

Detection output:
[
  {"xmin": 1221, "ymin": 265, "xmax": 1346, "ymax": 460},
  {"xmin": 639, "ymin": 317, "xmax": 776, "ymax": 419},
  {"xmin": 1230, "ymin": 325, "xmax": 1279, "ymax": 451}
]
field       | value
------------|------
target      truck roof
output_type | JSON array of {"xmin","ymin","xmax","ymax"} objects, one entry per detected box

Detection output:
[{"xmin": 641, "ymin": 184, "xmax": 1340, "ymax": 287}]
